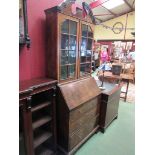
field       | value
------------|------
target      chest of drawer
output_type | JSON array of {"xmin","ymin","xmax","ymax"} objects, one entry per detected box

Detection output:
[
  {"xmin": 69, "ymin": 103, "xmax": 100, "ymax": 134},
  {"xmin": 69, "ymin": 115, "xmax": 99, "ymax": 150},
  {"xmin": 69, "ymin": 98, "xmax": 98, "ymax": 123}
]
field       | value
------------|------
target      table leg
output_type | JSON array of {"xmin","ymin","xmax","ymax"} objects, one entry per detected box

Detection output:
[{"xmin": 124, "ymin": 79, "xmax": 129, "ymax": 102}]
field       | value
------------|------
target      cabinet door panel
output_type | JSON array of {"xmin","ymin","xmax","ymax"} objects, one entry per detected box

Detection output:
[
  {"xmin": 68, "ymin": 50, "xmax": 76, "ymax": 64},
  {"xmin": 61, "ymin": 19, "xmax": 69, "ymax": 34},
  {"xmin": 70, "ymin": 20, "xmax": 77, "ymax": 35},
  {"xmin": 68, "ymin": 65, "xmax": 75, "ymax": 78},
  {"xmin": 61, "ymin": 50, "xmax": 68, "ymax": 65},
  {"xmin": 82, "ymin": 24, "xmax": 87, "ymax": 37},
  {"xmin": 61, "ymin": 34, "xmax": 69, "ymax": 50},
  {"xmin": 88, "ymin": 25, "xmax": 93, "ymax": 38},
  {"xmin": 69, "ymin": 36, "xmax": 76, "ymax": 50},
  {"xmin": 61, "ymin": 66, "xmax": 67, "ymax": 80},
  {"xmin": 81, "ymin": 38, "xmax": 87, "ymax": 51},
  {"xmin": 87, "ymin": 39, "xmax": 93, "ymax": 50}
]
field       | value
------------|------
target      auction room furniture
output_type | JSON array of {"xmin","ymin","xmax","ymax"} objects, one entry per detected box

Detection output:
[
  {"xmin": 44, "ymin": 4, "xmax": 101, "ymax": 155},
  {"xmin": 19, "ymin": 78, "xmax": 57, "ymax": 155},
  {"xmin": 104, "ymin": 71, "xmax": 122, "ymax": 84},
  {"xmin": 44, "ymin": 4, "xmax": 94, "ymax": 83},
  {"xmin": 103, "ymin": 71, "xmax": 134, "ymax": 102},
  {"xmin": 57, "ymin": 77, "xmax": 101, "ymax": 155},
  {"xmin": 120, "ymin": 73, "xmax": 134, "ymax": 102},
  {"xmin": 96, "ymin": 81, "xmax": 123, "ymax": 133}
]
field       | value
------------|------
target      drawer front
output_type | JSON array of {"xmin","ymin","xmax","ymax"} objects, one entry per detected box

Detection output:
[
  {"xmin": 69, "ymin": 104, "xmax": 100, "ymax": 134},
  {"xmin": 70, "ymin": 97, "xmax": 98, "ymax": 123},
  {"xmin": 69, "ymin": 115, "xmax": 99, "ymax": 150}
]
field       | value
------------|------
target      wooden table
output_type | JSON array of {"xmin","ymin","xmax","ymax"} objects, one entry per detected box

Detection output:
[
  {"xmin": 120, "ymin": 73, "xmax": 134, "ymax": 102},
  {"xmin": 103, "ymin": 72, "xmax": 134, "ymax": 102}
]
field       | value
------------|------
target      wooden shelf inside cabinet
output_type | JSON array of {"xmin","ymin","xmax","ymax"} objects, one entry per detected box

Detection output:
[
  {"xmin": 35, "ymin": 146, "xmax": 54, "ymax": 155},
  {"xmin": 32, "ymin": 116, "xmax": 52, "ymax": 130},
  {"xmin": 33, "ymin": 131, "xmax": 52, "ymax": 149},
  {"xmin": 31, "ymin": 101, "xmax": 51, "ymax": 113}
]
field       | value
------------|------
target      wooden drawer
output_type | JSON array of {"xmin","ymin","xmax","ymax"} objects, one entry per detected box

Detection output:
[
  {"xmin": 70, "ymin": 97, "xmax": 98, "ymax": 123},
  {"xmin": 69, "ymin": 115, "xmax": 99, "ymax": 150},
  {"xmin": 69, "ymin": 103, "xmax": 100, "ymax": 134}
]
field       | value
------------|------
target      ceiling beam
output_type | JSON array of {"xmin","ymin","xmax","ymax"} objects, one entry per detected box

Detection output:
[
  {"xmin": 90, "ymin": 0, "xmax": 117, "ymax": 17},
  {"xmin": 123, "ymin": 0, "xmax": 134, "ymax": 10},
  {"xmin": 102, "ymin": 6, "xmax": 117, "ymax": 16},
  {"xmin": 94, "ymin": 13, "xmax": 113, "ymax": 16},
  {"xmin": 100, "ymin": 10, "xmax": 134, "ymax": 23}
]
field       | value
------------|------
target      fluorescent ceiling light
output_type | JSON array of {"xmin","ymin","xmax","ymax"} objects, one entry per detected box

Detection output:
[{"xmin": 103, "ymin": 0, "xmax": 125, "ymax": 10}]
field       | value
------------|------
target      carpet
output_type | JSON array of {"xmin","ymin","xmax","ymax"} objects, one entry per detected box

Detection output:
[{"xmin": 75, "ymin": 101, "xmax": 135, "ymax": 155}]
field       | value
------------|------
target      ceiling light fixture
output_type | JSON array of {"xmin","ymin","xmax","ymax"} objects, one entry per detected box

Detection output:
[{"xmin": 103, "ymin": 0, "xmax": 124, "ymax": 9}]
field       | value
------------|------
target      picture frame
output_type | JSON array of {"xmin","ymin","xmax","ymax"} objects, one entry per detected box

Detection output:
[{"xmin": 19, "ymin": 0, "xmax": 30, "ymax": 48}]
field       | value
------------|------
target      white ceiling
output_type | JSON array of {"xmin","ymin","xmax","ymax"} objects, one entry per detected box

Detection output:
[{"xmin": 76, "ymin": 0, "xmax": 135, "ymax": 23}]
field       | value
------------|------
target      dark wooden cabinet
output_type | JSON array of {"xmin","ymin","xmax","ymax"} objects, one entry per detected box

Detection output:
[
  {"xmin": 19, "ymin": 78, "xmax": 57, "ymax": 155},
  {"xmin": 56, "ymin": 77, "xmax": 101, "ymax": 155},
  {"xmin": 98, "ymin": 82, "xmax": 123, "ymax": 133},
  {"xmin": 44, "ymin": 5, "xmax": 94, "ymax": 83}
]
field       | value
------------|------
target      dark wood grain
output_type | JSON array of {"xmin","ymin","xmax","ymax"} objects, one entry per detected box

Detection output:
[
  {"xmin": 99, "ymin": 82, "xmax": 123, "ymax": 133},
  {"xmin": 32, "ymin": 116, "xmax": 51, "ymax": 130},
  {"xmin": 19, "ymin": 78, "xmax": 57, "ymax": 155},
  {"xmin": 57, "ymin": 77, "xmax": 101, "ymax": 154},
  {"xmin": 33, "ymin": 131, "xmax": 52, "ymax": 148},
  {"xmin": 44, "ymin": 7, "xmax": 95, "ymax": 83},
  {"xmin": 31, "ymin": 101, "xmax": 51, "ymax": 113},
  {"xmin": 59, "ymin": 77, "xmax": 101, "ymax": 110}
]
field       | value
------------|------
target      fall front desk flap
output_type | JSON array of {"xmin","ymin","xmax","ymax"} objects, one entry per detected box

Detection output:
[{"xmin": 58, "ymin": 77, "xmax": 101, "ymax": 110}]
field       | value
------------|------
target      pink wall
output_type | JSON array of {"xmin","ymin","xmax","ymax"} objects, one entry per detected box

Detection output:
[{"xmin": 19, "ymin": 0, "xmax": 63, "ymax": 81}]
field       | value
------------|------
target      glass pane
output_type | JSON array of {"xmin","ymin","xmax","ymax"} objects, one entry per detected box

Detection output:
[
  {"xmin": 68, "ymin": 65, "xmax": 75, "ymax": 78},
  {"xmin": 61, "ymin": 66, "xmax": 67, "ymax": 80},
  {"xmin": 61, "ymin": 19, "xmax": 69, "ymax": 34},
  {"xmin": 69, "ymin": 36, "xmax": 76, "ymax": 50},
  {"xmin": 86, "ymin": 50, "xmax": 92, "ymax": 62},
  {"xmin": 87, "ymin": 39, "xmax": 93, "ymax": 50},
  {"xmin": 82, "ymin": 24, "xmax": 87, "ymax": 37},
  {"xmin": 80, "ymin": 51, "xmax": 86, "ymax": 63},
  {"xmin": 61, "ymin": 34, "xmax": 69, "ymax": 50},
  {"xmin": 80, "ymin": 64, "xmax": 86, "ymax": 76},
  {"xmin": 86, "ymin": 50, "xmax": 92, "ymax": 56},
  {"xmin": 68, "ymin": 50, "xmax": 76, "ymax": 64},
  {"xmin": 61, "ymin": 50, "xmax": 68, "ymax": 65},
  {"xmin": 88, "ymin": 26, "xmax": 93, "ymax": 38},
  {"xmin": 85, "ymin": 63, "xmax": 91, "ymax": 74},
  {"xmin": 81, "ymin": 38, "xmax": 87, "ymax": 51},
  {"xmin": 70, "ymin": 21, "xmax": 77, "ymax": 35}
]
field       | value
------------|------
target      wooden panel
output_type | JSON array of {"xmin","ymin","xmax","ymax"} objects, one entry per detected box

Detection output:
[
  {"xmin": 69, "ymin": 115, "xmax": 99, "ymax": 150},
  {"xmin": 31, "ymin": 101, "xmax": 51, "ymax": 113},
  {"xmin": 20, "ymin": 78, "xmax": 57, "ymax": 94},
  {"xmin": 69, "ymin": 97, "xmax": 98, "ymax": 123},
  {"xmin": 45, "ymin": 11, "xmax": 59, "ymax": 80},
  {"xmin": 32, "ymin": 116, "xmax": 51, "ymax": 130},
  {"xmin": 33, "ymin": 130, "xmax": 52, "ymax": 148},
  {"xmin": 58, "ymin": 77, "xmax": 101, "ymax": 110},
  {"xmin": 99, "ymin": 82, "xmax": 122, "ymax": 131}
]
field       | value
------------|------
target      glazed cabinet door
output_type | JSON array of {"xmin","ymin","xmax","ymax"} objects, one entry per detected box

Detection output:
[
  {"xmin": 79, "ymin": 21, "xmax": 94, "ymax": 78},
  {"xmin": 58, "ymin": 14, "xmax": 80, "ymax": 82}
]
